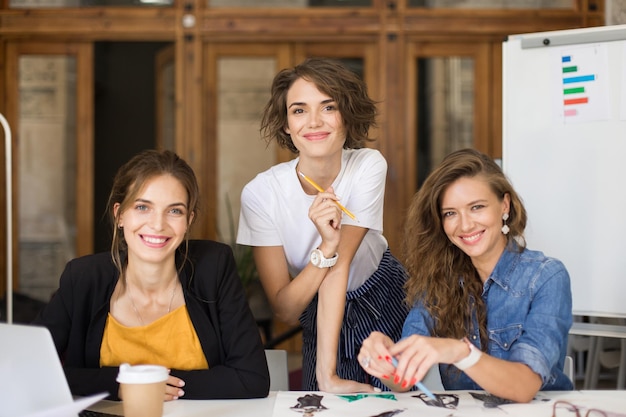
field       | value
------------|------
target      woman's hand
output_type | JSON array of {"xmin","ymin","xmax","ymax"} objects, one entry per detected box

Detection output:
[
  {"xmin": 359, "ymin": 332, "xmax": 468, "ymax": 392},
  {"xmin": 388, "ymin": 335, "xmax": 466, "ymax": 390},
  {"xmin": 164, "ymin": 374, "xmax": 185, "ymax": 401},
  {"xmin": 358, "ymin": 331, "xmax": 402, "ymax": 390},
  {"xmin": 308, "ymin": 187, "xmax": 342, "ymax": 252}
]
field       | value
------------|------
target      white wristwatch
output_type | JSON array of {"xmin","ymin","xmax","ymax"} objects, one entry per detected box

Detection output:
[
  {"xmin": 454, "ymin": 337, "xmax": 482, "ymax": 371},
  {"xmin": 310, "ymin": 248, "xmax": 338, "ymax": 268}
]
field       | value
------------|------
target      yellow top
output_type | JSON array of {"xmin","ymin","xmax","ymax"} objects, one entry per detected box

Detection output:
[{"xmin": 100, "ymin": 305, "xmax": 209, "ymax": 370}]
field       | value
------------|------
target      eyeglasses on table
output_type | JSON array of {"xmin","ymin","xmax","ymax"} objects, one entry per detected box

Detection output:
[{"xmin": 552, "ymin": 400, "xmax": 626, "ymax": 417}]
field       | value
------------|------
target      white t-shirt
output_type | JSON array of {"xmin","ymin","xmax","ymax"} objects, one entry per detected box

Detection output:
[{"xmin": 237, "ymin": 148, "xmax": 389, "ymax": 291}]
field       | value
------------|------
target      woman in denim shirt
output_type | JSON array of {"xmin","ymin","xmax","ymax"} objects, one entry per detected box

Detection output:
[{"xmin": 358, "ymin": 148, "xmax": 573, "ymax": 403}]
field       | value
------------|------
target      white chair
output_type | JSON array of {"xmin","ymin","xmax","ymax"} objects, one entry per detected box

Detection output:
[
  {"xmin": 564, "ymin": 355, "xmax": 575, "ymax": 384},
  {"xmin": 265, "ymin": 349, "xmax": 289, "ymax": 391}
]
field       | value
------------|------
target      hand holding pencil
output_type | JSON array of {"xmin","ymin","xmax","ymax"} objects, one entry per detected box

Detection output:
[{"xmin": 298, "ymin": 171, "xmax": 358, "ymax": 222}]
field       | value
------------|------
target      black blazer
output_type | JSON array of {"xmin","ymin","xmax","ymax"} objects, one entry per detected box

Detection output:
[{"xmin": 33, "ymin": 240, "xmax": 270, "ymax": 400}]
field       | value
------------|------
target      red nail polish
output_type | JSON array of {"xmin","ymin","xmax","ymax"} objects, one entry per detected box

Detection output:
[
  {"xmin": 394, "ymin": 375, "xmax": 400, "ymax": 384},
  {"xmin": 410, "ymin": 378, "xmax": 417, "ymax": 386},
  {"xmin": 382, "ymin": 374, "xmax": 389, "ymax": 380},
  {"xmin": 378, "ymin": 355, "xmax": 383, "ymax": 360},
  {"xmin": 401, "ymin": 380, "xmax": 408, "ymax": 388},
  {"xmin": 385, "ymin": 356, "xmax": 392, "ymax": 363}
]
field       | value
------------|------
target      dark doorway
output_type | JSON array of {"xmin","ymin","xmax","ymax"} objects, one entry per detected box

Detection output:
[{"xmin": 93, "ymin": 41, "xmax": 171, "ymax": 253}]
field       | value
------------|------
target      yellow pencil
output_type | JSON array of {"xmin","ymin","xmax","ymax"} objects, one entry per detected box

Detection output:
[{"xmin": 298, "ymin": 171, "xmax": 358, "ymax": 222}]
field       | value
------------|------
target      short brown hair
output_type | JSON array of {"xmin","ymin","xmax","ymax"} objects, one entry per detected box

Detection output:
[{"xmin": 260, "ymin": 57, "xmax": 378, "ymax": 153}]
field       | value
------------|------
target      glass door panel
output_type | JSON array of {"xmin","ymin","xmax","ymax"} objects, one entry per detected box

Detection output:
[
  {"xmin": 408, "ymin": 43, "xmax": 490, "ymax": 187},
  {"xmin": 18, "ymin": 55, "xmax": 77, "ymax": 302},
  {"xmin": 416, "ymin": 56, "xmax": 474, "ymax": 184},
  {"xmin": 216, "ymin": 56, "xmax": 278, "ymax": 245},
  {"xmin": 5, "ymin": 42, "xmax": 93, "ymax": 310},
  {"xmin": 407, "ymin": 43, "xmax": 495, "ymax": 187},
  {"xmin": 205, "ymin": 44, "xmax": 290, "ymax": 247}
]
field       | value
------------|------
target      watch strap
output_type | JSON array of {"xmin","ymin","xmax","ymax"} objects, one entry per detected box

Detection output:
[
  {"xmin": 454, "ymin": 337, "xmax": 482, "ymax": 371},
  {"xmin": 310, "ymin": 249, "xmax": 338, "ymax": 268}
]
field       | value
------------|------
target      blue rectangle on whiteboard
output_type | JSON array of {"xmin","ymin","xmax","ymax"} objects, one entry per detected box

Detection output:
[
  {"xmin": 562, "ymin": 56, "xmax": 572, "ymax": 62},
  {"xmin": 563, "ymin": 74, "xmax": 595, "ymax": 84}
]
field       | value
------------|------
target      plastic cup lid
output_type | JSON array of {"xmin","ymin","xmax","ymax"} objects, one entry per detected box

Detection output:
[{"xmin": 116, "ymin": 363, "xmax": 169, "ymax": 384}]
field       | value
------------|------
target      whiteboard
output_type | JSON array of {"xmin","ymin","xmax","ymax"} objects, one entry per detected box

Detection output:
[{"xmin": 502, "ymin": 24, "xmax": 626, "ymax": 318}]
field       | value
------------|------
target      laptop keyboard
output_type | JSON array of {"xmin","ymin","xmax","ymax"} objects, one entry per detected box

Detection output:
[{"xmin": 79, "ymin": 410, "xmax": 122, "ymax": 417}]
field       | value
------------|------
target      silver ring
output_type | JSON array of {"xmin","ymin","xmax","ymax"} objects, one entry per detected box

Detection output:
[{"xmin": 361, "ymin": 356, "xmax": 371, "ymax": 369}]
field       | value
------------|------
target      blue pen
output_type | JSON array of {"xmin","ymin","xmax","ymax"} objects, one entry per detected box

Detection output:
[{"xmin": 391, "ymin": 357, "xmax": 437, "ymax": 401}]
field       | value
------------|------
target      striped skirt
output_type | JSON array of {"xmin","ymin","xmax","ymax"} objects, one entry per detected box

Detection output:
[{"xmin": 299, "ymin": 249, "xmax": 409, "ymax": 391}]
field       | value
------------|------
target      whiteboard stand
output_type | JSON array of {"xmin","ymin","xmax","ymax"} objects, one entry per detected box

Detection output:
[{"xmin": 0, "ymin": 112, "xmax": 12, "ymax": 324}]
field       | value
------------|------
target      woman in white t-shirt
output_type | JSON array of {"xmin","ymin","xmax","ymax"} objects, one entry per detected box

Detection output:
[{"xmin": 237, "ymin": 57, "xmax": 408, "ymax": 393}]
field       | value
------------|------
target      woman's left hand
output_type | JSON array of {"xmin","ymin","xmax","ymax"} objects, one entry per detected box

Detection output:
[{"xmin": 165, "ymin": 374, "xmax": 185, "ymax": 401}]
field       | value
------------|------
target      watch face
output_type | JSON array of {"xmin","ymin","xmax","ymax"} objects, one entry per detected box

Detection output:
[{"xmin": 310, "ymin": 250, "xmax": 321, "ymax": 266}]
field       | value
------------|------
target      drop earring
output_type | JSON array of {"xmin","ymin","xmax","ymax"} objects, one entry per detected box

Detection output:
[{"xmin": 501, "ymin": 213, "xmax": 510, "ymax": 235}]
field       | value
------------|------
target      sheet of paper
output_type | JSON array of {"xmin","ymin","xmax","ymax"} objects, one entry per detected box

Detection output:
[
  {"xmin": 272, "ymin": 391, "xmax": 496, "ymax": 417},
  {"xmin": 22, "ymin": 392, "xmax": 108, "ymax": 417}
]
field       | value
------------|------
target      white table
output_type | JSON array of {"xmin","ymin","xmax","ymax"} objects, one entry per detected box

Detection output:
[
  {"xmin": 89, "ymin": 393, "xmax": 276, "ymax": 417},
  {"xmin": 87, "ymin": 390, "xmax": 626, "ymax": 417}
]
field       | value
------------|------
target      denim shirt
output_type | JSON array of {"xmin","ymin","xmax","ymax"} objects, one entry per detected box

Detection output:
[{"xmin": 402, "ymin": 246, "xmax": 573, "ymax": 391}]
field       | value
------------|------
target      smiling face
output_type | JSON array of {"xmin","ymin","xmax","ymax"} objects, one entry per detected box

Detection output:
[
  {"xmin": 284, "ymin": 77, "xmax": 346, "ymax": 159},
  {"xmin": 115, "ymin": 174, "xmax": 192, "ymax": 267},
  {"xmin": 440, "ymin": 175, "xmax": 510, "ymax": 277}
]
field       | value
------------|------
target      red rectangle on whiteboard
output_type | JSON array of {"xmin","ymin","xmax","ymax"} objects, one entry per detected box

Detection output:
[{"xmin": 564, "ymin": 97, "xmax": 589, "ymax": 105}]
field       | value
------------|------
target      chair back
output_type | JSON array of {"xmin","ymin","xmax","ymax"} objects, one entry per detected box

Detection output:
[
  {"xmin": 564, "ymin": 355, "xmax": 575, "ymax": 384},
  {"xmin": 265, "ymin": 349, "xmax": 289, "ymax": 391}
]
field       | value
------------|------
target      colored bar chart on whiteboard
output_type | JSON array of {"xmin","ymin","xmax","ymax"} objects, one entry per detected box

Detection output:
[{"xmin": 554, "ymin": 44, "xmax": 610, "ymax": 123}]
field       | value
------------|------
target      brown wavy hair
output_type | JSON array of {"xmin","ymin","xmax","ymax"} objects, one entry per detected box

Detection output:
[
  {"xmin": 403, "ymin": 148, "xmax": 527, "ymax": 349},
  {"xmin": 260, "ymin": 57, "xmax": 378, "ymax": 153},
  {"xmin": 106, "ymin": 149, "xmax": 200, "ymax": 277}
]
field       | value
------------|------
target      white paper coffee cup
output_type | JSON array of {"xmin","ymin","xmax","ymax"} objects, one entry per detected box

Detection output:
[{"xmin": 117, "ymin": 364, "xmax": 168, "ymax": 417}]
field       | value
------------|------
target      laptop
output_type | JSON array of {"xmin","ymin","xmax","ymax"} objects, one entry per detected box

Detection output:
[{"xmin": 0, "ymin": 322, "xmax": 108, "ymax": 417}]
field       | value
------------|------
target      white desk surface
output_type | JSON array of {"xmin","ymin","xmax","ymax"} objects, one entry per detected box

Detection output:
[{"xmin": 88, "ymin": 390, "xmax": 626, "ymax": 417}]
